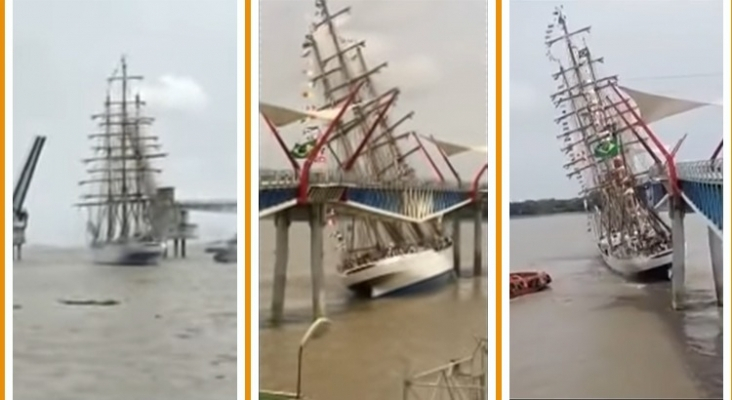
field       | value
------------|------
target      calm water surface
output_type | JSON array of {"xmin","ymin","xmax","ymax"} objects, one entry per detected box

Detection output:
[
  {"xmin": 259, "ymin": 221, "xmax": 488, "ymax": 400},
  {"xmin": 511, "ymin": 213, "xmax": 722, "ymax": 399},
  {"xmin": 14, "ymin": 246, "xmax": 237, "ymax": 400}
]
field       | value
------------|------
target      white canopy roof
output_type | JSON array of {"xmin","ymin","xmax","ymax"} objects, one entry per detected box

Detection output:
[
  {"xmin": 259, "ymin": 102, "xmax": 345, "ymax": 128},
  {"xmin": 619, "ymin": 86, "xmax": 719, "ymax": 125},
  {"xmin": 421, "ymin": 134, "xmax": 487, "ymax": 157}
]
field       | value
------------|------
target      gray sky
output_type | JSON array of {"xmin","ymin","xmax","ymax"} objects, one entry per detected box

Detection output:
[
  {"xmin": 14, "ymin": 0, "xmax": 237, "ymax": 246},
  {"xmin": 510, "ymin": 0, "xmax": 723, "ymax": 201},
  {"xmin": 259, "ymin": 0, "xmax": 488, "ymax": 179}
]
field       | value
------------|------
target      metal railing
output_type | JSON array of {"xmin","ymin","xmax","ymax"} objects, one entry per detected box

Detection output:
[
  {"xmin": 259, "ymin": 168, "xmax": 486, "ymax": 192},
  {"xmin": 675, "ymin": 159, "xmax": 723, "ymax": 183},
  {"xmin": 403, "ymin": 338, "xmax": 487, "ymax": 400},
  {"xmin": 648, "ymin": 159, "xmax": 723, "ymax": 184}
]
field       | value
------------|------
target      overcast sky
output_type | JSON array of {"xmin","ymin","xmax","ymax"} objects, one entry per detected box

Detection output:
[
  {"xmin": 259, "ymin": 0, "xmax": 488, "ymax": 179},
  {"xmin": 14, "ymin": 0, "xmax": 237, "ymax": 246},
  {"xmin": 510, "ymin": 0, "xmax": 723, "ymax": 201}
]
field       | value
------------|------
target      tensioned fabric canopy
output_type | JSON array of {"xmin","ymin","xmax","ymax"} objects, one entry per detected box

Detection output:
[
  {"xmin": 259, "ymin": 102, "xmax": 346, "ymax": 128},
  {"xmin": 619, "ymin": 86, "xmax": 719, "ymax": 125},
  {"xmin": 420, "ymin": 134, "xmax": 487, "ymax": 157}
]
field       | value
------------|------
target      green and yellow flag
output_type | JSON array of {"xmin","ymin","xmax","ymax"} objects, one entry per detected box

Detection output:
[
  {"xmin": 593, "ymin": 138, "xmax": 620, "ymax": 160},
  {"xmin": 290, "ymin": 138, "xmax": 317, "ymax": 159}
]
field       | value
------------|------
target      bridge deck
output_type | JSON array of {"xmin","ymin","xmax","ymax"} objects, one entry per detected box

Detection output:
[
  {"xmin": 648, "ymin": 159, "xmax": 723, "ymax": 236},
  {"xmin": 260, "ymin": 170, "xmax": 487, "ymax": 223}
]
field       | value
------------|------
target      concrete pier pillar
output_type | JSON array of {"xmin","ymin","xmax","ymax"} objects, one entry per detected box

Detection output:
[
  {"xmin": 452, "ymin": 217, "xmax": 461, "ymax": 276},
  {"xmin": 473, "ymin": 204, "xmax": 483, "ymax": 277},
  {"xmin": 671, "ymin": 199, "xmax": 686, "ymax": 310},
  {"xmin": 271, "ymin": 211, "xmax": 291, "ymax": 323},
  {"xmin": 14, "ymin": 245, "xmax": 21, "ymax": 261},
  {"xmin": 173, "ymin": 239, "xmax": 179, "ymax": 257},
  {"xmin": 707, "ymin": 227, "xmax": 723, "ymax": 307},
  {"xmin": 181, "ymin": 239, "xmax": 186, "ymax": 258},
  {"xmin": 309, "ymin": 204, "xmax": 326, "ymax": 319}
]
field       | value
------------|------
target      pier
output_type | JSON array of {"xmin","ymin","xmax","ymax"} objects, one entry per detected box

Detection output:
[{"xmin": 646, "ymin": 145, "xmax": 723, "ymax": 309}]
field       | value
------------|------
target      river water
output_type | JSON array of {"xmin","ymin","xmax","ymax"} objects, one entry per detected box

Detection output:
[
  {"xmin": 13, "ymin": 246, "xmax": 237, "ymax": 400},
  {"xmin": 259, "ymin": 221, "xmax": 488, "ymax": 400},
  {"xmin": 511, "ymin": 213, "xmax": 723, "ymax": 399}
]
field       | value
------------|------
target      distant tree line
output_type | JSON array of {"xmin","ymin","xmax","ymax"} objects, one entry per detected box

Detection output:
[{"xmin": 509, "ymin": 197, "xmax": 586, "ymax": 217}]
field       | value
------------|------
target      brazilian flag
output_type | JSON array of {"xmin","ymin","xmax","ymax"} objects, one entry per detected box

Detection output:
[
  {"xmin": 593, "ymin": 138, "xmax": 620, "ymax": 160},
  {"xmin": 290, "ymin": 138, "xmax": 317, "ymax": 159}
]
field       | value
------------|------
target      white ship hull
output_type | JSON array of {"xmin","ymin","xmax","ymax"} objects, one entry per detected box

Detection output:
[
  {"xmin": 599, "ymin": 247, "xmax": 672, "ymax": 276},
  {"xmin": 92, "ymin": 241, "xmax": 164, "ymax": 266},
  {"xmin": 341, "ymin": 246, "xmax": 454, "ymax": 298}
]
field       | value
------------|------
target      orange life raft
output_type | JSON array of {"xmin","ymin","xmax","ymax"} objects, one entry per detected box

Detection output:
[{"xmin": 510, "ymin": 271, "xmax": 552, "ymax": 299}]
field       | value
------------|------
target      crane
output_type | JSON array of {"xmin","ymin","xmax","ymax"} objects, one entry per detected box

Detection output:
[{"xmin": 13, "ymin": 135, "xmax": 46, "ymax": 260}]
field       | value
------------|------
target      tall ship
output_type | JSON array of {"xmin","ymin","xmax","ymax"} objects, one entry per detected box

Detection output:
[
  {"xmin": 296, "ymin": 0, "xmax": 454, "ymax": 297},
  {"xmin": 545, "ymin": 9, "xmax": 674, "ymax": 277},
  {"xmin": 77, "ymin": 57, "xmax": 166, "ymax": 265}
]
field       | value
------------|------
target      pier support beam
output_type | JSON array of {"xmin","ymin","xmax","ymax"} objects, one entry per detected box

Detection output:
[
  {"xmin": 452, "ymin": 217, "xmax": 461, "ymax": 276},
  {"xmin": 271, "ymin": 211, "xmax": 291, "ymax": 323},
  {"xmin": 473, "ymin": 204, "xmax": 483, "ymax": 277},
  {"xmin": 181, "ymin": 239, "xmax": 186, "ymax": 258},
  {"xmin": 309, "ymin": 204, "xmax": 326, "ymax": 319},
  {"xmin": 173, "ymin": 239, "xmax": 179, "ymax": 257},
  {"xmin": 707, "ymin": 228, "xmax": 723, "ymax": 307},
  {"xmin": 670, "ymin": 200, "xmax": 686, "ymax": 310}
]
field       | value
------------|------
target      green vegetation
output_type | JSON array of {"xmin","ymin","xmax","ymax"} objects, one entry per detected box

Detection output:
[{"xmin": 509, "ymin": 197, "xmax": 586, "ymax": 217}]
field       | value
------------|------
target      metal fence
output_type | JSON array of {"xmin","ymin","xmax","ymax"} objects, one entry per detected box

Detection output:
[
  {"xmin": 402, "ymin": 338, "xmax": 487, "ymax": 400},
  {"xmin": 259, "ymin": 168, "xmax": 487, "ymax": 192},
  {"xmin": 648, "ymin": 159, "xmax": 723, "ymax": 184}
]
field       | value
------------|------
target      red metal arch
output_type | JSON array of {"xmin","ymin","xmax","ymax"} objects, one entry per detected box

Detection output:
[
  {"xmin": 471, "ymin": 163, "xmax": 487, "ymax": 201},
  {"xmin": 298, "ymin": 81, "xmax": 366, "ymax": 202},
  {"xmin": 262, "ymin": 114, "xmax": 300, "ymax": 174},
  {"xmin": 611, "ymin": 84, "xmax": 679, "ymax": 195}
]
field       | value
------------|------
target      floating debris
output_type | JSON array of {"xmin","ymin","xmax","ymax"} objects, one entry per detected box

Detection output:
[
  {"xmin": 13, "ymin": 304, "xmax": 21, "ymax": 310},
  {"xmin": 58, "ymin": 299, "xmax": 120, "ymax": 307}
]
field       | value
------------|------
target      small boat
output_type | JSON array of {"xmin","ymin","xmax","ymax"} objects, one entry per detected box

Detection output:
[
  {"xmin": 205, "ymin": 236, "xmax": 237, "ymax": 263},
  {"xmin": 510, "ymin": 271, "xmax": 552, "ymax": 299}
]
